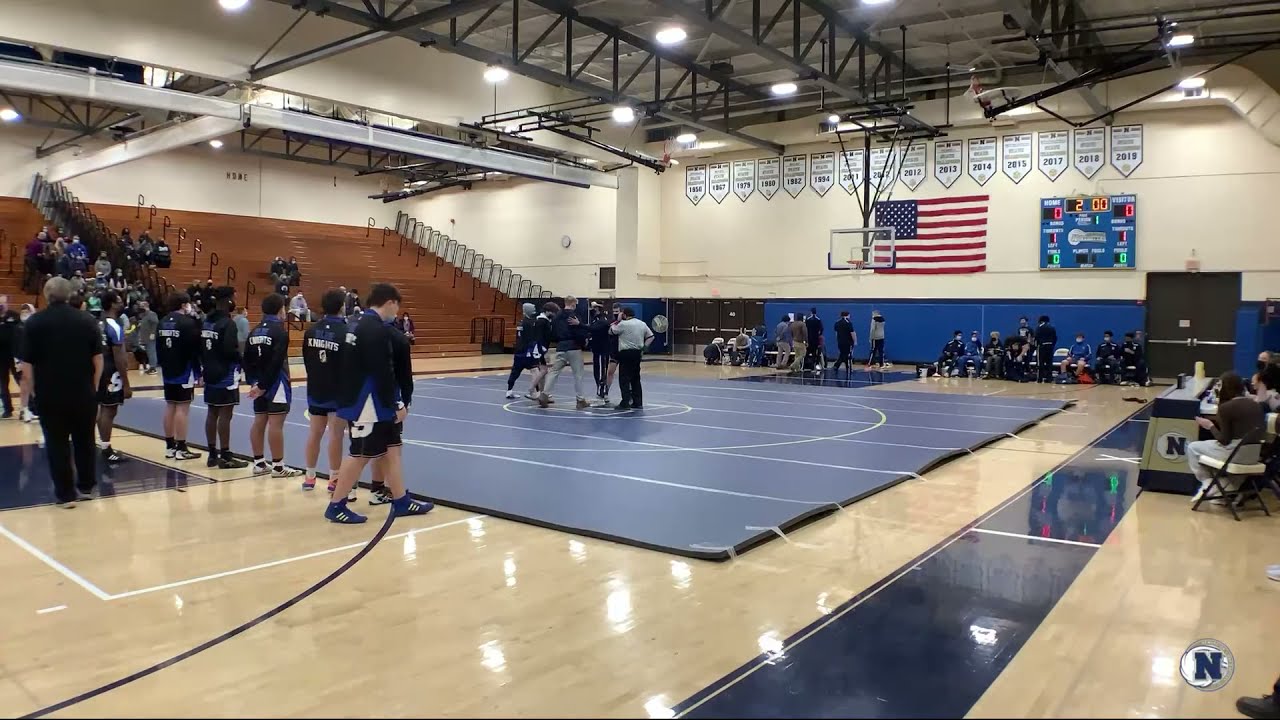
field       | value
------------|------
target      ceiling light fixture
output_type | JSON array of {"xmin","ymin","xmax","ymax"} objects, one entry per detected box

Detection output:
[
  {"xmin": 1167, "ymin": 33, "xmax": 1195, "ymax": 47},
  {"xmin": 675, "ymin": 132, "xmax": 698, "ymax": 144},
  {"xmin": 655, "ymin": 27, "xmax": 687, "ymax": 46},
  {"xmin": 0, "ymin": 108, "xmax": 19, "ymax": 122},
  {"xmin": 861, "ymin": 0, "xmax": 894, "ymax": 5},
  {"xmin": 218, "ymin": 0, "xmax": 250, "ymax": 11},
  {"xmin": 209, "ymin": 139, "xmax": 224, "ymax": 149},
  {"xmin": 770, "ymin": 82, "xmax": 798, "ymax": 96},
  {"xmin": 827, "ymin": 113, "xmax": 841, "ymax": 124},
  {"xmin": 611, "ymin": 106, "xmax": 636, "ymax": 123},
  {"xmin": 483, "ymin": 65, "xmax": 510, "ymax": 83},
  {"xmin": 1178, "ymin": 76, "xmax": 1206, "ymax": 89}
]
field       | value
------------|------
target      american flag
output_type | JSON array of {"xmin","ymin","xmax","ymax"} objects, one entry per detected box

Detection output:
[{"xmin": 873, "ymin": 195, "xmax": 989, "ymax": 274}]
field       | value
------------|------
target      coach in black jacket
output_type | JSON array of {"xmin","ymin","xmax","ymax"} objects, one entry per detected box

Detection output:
[
  {"xmin": 804, "ymin": 308, "xmax": 824, "ymax": 370},
  {"xmin": 1034, "ymin": 315, "xmax": 1058, "ymax": 382}
]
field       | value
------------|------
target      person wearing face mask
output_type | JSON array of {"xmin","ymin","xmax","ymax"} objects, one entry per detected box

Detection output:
[
  {"xmin": 936, "ymin": 331, "xmax": 965, "ymax": 377},
  {"xmin": 156, "ymin": 293, "xmax": 203, "ymax": 461},
  {"xmin": 981, "ymin": 331, "xmax": 1003, "ymax": 380},
  {"xmin": 1094, "ymin": 331, "xmax": 1120, "ymax": 384},
  {"xmin": 1120, "ymin": 331, "xmax": 1148, "ymax": 386},
  {"xmin": 1059, "ymin": 332, "xmax": 1093, "ymax": 380},
  {"xmin": 866, "ymin": 310, "xmax": 887, "ymax": 369},
  {"xmin": 109, "ymin": 269, "xmax": 127, "ymax": 292},
  {"xmin": 958, "ymin": 331, "xmax": 984, "ymax": 378},
  {"xmin": 1034, "ymin": 315, "xmax": 1058, "ymax": 383}
]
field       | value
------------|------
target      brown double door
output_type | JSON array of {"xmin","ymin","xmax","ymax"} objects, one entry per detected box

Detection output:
[{"xmin": 671, "ymin": 299, "xmax": 765, "ymax": 355}]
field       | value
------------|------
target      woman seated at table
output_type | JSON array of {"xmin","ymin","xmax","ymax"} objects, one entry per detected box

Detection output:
[{"xmin": 1189, "ymin": 371, "xmax": 1266, "ymax": 503}]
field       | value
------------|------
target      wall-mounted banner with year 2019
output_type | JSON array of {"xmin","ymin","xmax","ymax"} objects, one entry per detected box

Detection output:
[
  {"xmin": 1073, "ymin": 127, "xmax": 1106, "ymax": 178},
  {"xmin": 685, "ymin": 164, "xmax": 706, "ymax": 205},
  {"xmin": 757, "ymin": 157, "xmax": 780, "ymax": 200},
  {"xmin": 1038, "ymin": 130, "xmax": 1069, "ymax": 180},
  {"xmin": 1110, "ymin": 125, "xmax": 1143, "ymax": 177},
  {"xmin": 810, "ymin": 152, "xmax": 835, "ymax": 197},
  {"xmin": 732, "ymin": 160, "xmax": 756, "ymax": 201},
  {"xmin": 898, "ymin": 142, "xmax": 927, "ymax": 190},
  {"xmin": 782, "ymin": 155, "xmax": 807, "ymax": 197},
  {"xmin": 707, "ymin": 162, "xmax": 731, "ymax": 203},
  {"xmin": 1001, "ymin": 133, "xmax": 1033, "ymax": 183},
  {"xmin": 968, "ymin": 137, "xmax": 997, "ymax": 186},
  {"xmin": 935, "ymin": 140, "xmax": 963, "ymax": 188}
]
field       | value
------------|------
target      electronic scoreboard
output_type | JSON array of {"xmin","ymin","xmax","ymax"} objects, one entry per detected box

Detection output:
[{"xmin": 1039, "ymin": 195, "xmax": 1136, "ymax": 270}]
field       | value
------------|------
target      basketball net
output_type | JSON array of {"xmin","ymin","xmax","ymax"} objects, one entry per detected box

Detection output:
[{"xmin": 846, "ymin": 259, "xmax": 866, "ymax": 270}]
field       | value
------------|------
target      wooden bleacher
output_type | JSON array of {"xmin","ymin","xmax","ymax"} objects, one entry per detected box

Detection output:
[
  {"xmin": 82, "ymin": 203, "xmax": 518, "ymax": 358},
  {"xmin": 0, "ymin": 196, "xmax": 47, "ymax": 309}
]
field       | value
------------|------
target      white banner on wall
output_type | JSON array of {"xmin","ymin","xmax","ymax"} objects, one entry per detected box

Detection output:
[
  {"xmin": 1038, "ymin": 131, "xmax": 1069, "ymax": 180},
  {"xmin": 708, "ymin": 162, "xmax": 731, "ymax": 203},
  {"xmin": 757, "ymin": 157, "xmax": 780, "ymax": 200},
  {"xmin": 899, "ymin": 142, "xmax": 927, "ymax": 190},
  {"xmin": 685, "ymin": 164, "xmax": 706, "ymax": 205},
  {"xmin": 968, "ymin": 137, "xmax": 997, "ymax": 186},
  {"xmin": 1074, "ymin": 127, "xmax": 1105, "ymax": 179},
  {"xmin": 782, "ymin": 155, "xmax": 807, "ymax": 198},
  {"xmin": 1001, "ymin": 133, "xmax": 1033, "ymax": 183},
  {"xmin": 1110, "ymin": 124, "xmax": 1143, "ymax": 177},
  {"xmin": 810, "ymin": 152, "xmax": 835, "ymax": 197},
  {"xmin": 837, "ymin": 150, "xmax": 862, "ymax": 194},
  {"xmin": 732, "ymin": 160, "xmax": 756, "ymax": 201},
  {"xmin": 868, "ymin": 146, "xmax": 896, "ymax": 191},
  {"xmin": 934, "ymin": 140, "xmax": 963, "ymax": 188}
]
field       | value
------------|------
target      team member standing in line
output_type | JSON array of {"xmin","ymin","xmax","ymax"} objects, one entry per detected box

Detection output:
[
  {"xmin": 201, "ymin": 287, "xmax": 248, "ymax": 470},
  {"xmin": 325, "ymin": 284, "xmax": 433, "ymax": 524},
  {"xmin": 155, "ymin": 292, "xmax": 202, "ymax": 461},
  {"xmin": 366, "ymin": 313, "xmax": 417, "ymax": 507},
  {"xmin": 589, "ymin": 303, "xmax": 612, "ymax": 398},
  {"xmin": 831, "ymin": 311, "xmax": 856, "ymax": 373},
  {"xmin": 506, "ymin": 303, "xmax": 543, "ymax": 399},
  {"xmin": 244, "ymin": 293, "xmax": 304, "ymax": 478},
  {"xmin": 95, "ymin": 290, "xmax": 131, "ymax": 464},
  {"xmin": 302, "ymin": 290, "xmax": 350, "ymax": 493}
]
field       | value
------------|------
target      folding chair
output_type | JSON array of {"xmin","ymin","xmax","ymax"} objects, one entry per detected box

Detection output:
[{"xmin": 1192, "ymin": 429, "xmax": 1271, "ymax": 521}]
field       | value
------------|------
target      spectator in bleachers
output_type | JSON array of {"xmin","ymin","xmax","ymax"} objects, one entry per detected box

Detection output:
[
  {"xmin": 55, "ymin": 250, "xmax": 73, "ymax": 279},
  {"xmin": 23, "ymin": 234, "xmax": 43, "ymax": 288},
  {"xmin": 234, "ymin": 305, "xmax": 251, "ymax": 358},
  {"xmin": 93, "ymin": 253, "xmax": 111, "ymax": 279},
  {"xmin": 136, "ymin": 300, "xmax": 159, "ymax": 375},
  {"xmin": 344, "ymin": 288, "xmax": 360, "ymax": 316},
  {"xmin": 285, "ymin": 257, "xmax": 301, "ymax": 286},
  {"xmin": 152, "ymin": 238, "xmax": 171, "ymax": 268},
  {"xmin": 68, "ymin": 252, "xmax": 87, "ymax": 277},
  {"xmin": 269, "ymin": 257, "xmax": 287, "ymax": 284},
  {"xmin": 289, "ymin": 291, "xmax": 312, "ymax": 322},
  {"xmin": 136, "ymin": 232, "xmax": 155, "ymax": 264},
  {"xmin": 109, "ymin": 269, "xmax": 127, "ymax": 292},
  {"xmin": 400, "ymin": 312, "xmax": 415, "ymax": 345},
  {"xmin": 69, "ymin": 271, "xmax": 86, "ymax": 297},
  {"xmin": 274, "ymin": 277, "xmax": 290, "ymax": 297},
  {"xmin": 66, "ymin": 235, "xmax": 88, "ymax": 261}
]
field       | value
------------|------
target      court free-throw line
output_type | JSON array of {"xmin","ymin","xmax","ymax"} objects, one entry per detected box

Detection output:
[
  {"xmin": 969, "ymin": 527, "xmax": 1103, "ymax": 548},
  {"xmin": 36, "ymin": 605, "xmax": 67, "ymax": 615},
  {"xmin": 673, "ymin": 401, "xmax": 1149, "ymax": 718},
  {"xmin": 105, "ymin": 515, "xmax": 484, "ymax": 601},
  {"xmin": 0, "ymin": 523, "xmax": 112, "ymax": 601}
]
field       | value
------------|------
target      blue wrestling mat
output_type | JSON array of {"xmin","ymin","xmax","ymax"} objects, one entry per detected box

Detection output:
[{"xmin": 114, "ymin": 376, "xmax": 1071, "ymax": 559}]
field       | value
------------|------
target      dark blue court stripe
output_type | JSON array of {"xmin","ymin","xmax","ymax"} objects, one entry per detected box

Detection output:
[
  {"xmin": 671, "ymin": 402, "xmax": 1151, "ymax": 717},
  {"xmin": 20, "ymin": 511, "xmax": 397, "ymax": 718}
]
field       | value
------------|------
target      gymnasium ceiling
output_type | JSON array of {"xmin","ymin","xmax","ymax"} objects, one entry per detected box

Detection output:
[{"xmin": 265, "ymin": 0, "xmax": 1280, "ymax": 150}]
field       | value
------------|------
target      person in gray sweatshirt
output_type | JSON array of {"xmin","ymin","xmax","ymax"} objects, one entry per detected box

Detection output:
[{"xmin": 867, "ymin": 309, "xmax": 887, "ymax": 368}]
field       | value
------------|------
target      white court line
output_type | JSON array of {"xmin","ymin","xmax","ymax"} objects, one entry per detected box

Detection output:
[
  {"xmin": 0, "ymin": 523, "xmax": 113, "ymax": 601},
  {"xmin": 402, "ymin": 438, "xmax": 836, "ymax": 506},
  {"xmin": 37, "ymin": 604, "xmax": 67, "ymax": 615},
  {"xmin": 969, "ymin": 527, "xmax": 1103, "ymax": 548},
  {"xmin": 105, "ymin": 514, "xmax": 484, "ymax": 601},
  {"xmin": 1097, "ymin": 454, "xmax": 1141, "ymax": 465}
]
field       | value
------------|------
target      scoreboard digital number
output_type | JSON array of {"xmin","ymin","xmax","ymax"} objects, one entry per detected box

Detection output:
[{"xmin": 1040, "ymin": 195, "xmax": 1136, "ymax": 270}]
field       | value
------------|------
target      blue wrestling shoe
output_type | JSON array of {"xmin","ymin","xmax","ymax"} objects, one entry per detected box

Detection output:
[
  {"xmin": 324, "ymin": 500, "xmax": 368, "ymax": 524},
  {"xmin": 391, "ymin": 494, "xmax": 434, "ymax": 517}
]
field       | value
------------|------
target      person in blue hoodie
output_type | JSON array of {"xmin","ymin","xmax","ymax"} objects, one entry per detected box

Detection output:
[
  {"xmin": 936, "ymin": 331, "xmax": 965, "ymax": 377},
  {"xmin": 958, "ymin": 331, "xmax": 984, "ymax": 377},
  {"xmin": 1059, "ymin": 331, "xmax": 1093, "ymax": 379}
]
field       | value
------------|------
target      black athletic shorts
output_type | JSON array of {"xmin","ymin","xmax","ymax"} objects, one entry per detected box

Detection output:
[
  {"xmin": 347, "ymin": 420, "xmax": 403, "ymax": 459},
  {"xmin": 204, "ymin": 386, "xmax": 240, "ymax": 408},
  {"xmin": 163, "ymin": 383, "xmax": 195, "ymax": 404},
  {"xmin": 97, "ymin": 372, "xmax": 124, "ymax": 407},
  {"xmin": 253, "ymin": 394, "xmax": 290, "ymax": 415},
  {"xmin": 308, "ymin": 405, "xmax": 335, "ymax": 417}
]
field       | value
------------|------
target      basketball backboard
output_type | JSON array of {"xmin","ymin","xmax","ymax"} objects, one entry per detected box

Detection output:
[{"xmin": 828, "ymin": 227, "xmax": 896, "ymax": 271}]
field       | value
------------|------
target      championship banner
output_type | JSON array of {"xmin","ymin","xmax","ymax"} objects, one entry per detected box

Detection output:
[
  {"xmin": 732, "ymin": 159, "xmax": 756, "ymax": 201},
  {"xmin": 708, "ymin": 162, "xmax": 731, "ymax": 203},
  {"xmin": 968, "ymin": 137, "xmax": 996, "ymax": 186},
  {"xmin": 1074, "ymin": 127, "xmax": 1105, "ymax": 179},
  {"xmin": 1110, "ymin": 124, "xmax": 1143, "ymax": 177},
  {"xmin": 868, "ymin": 146, "xmax": 896, "ymax": 191},
  {"xmin": 810, "ymin": 152, "xmax": 835, "ymax": 197},
  {"xmin": 757, "ymin": 157, "xmax": 780, "ymax": 200},
  {"xmin": 685, "ymin": 164, "xmax": 707, "ymax": 205},
  {"xmin": 837, "ymin": 150, "xmax": 862, "ymax": 194},
  {"xmin": 934, "ymin": 140, "xmax": 963, "ymax": 189},
  {"xmin": 899, "ymin": 142, "xmax": 927, "ymax": 190},
  {"xmin": 782, "ymin": 155, "xmax": 807, "ymax": 198},
  {"xmin": 1001, "ymin": 133, "xmax": 1032, "ymax": 183},
  {"xmin": 1038, "ymin": 131, "xmax": 1069, "ymax": 181}
]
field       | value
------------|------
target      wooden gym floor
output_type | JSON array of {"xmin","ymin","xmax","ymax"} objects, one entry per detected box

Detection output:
[{"xmin": 0, "ymin": 360, "xmax": 1276, "ymax": 718}]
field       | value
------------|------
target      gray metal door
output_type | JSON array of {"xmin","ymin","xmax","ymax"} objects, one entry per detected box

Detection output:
[{"xmin": 1145, "ymin": 272, "xmax": 1241, "ymax": 379}]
